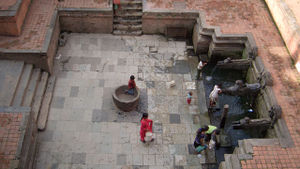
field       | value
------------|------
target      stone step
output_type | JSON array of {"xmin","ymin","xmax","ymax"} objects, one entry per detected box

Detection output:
[
  {"xmin": 219, "ymin": 161, "xmax": 227, "ymax": 169},
  {"xmin": 32, "ymin": 72, "xmax": 49, "ymax": 122},
  {"xmin": 120, "ymin": 0, "xmax": 142, "ymax": 5},
  {"xmin": 38, "ymin": 76, "xmax": 56, "ymax": 131},
  {"xmin": 113, "ymin": 17, "xmax": 142, "ymax": 24},
  {"xmin": 230, "ymin": 154, "xmax": 241, "ymax": 168},
  {"xmin": 119, "ymin": 5, "xmax": 142, "ymax": 10},
  {"xmin": 22, "ymin": 69, "xmax": 41, "ymax": 107},
  {"xmin": 113, "ymin": 30, "xmax": 142, "ymax": 36},
  {"xmin": 115, "ymin": 11, "xmax": 143, "ymax": 17},
  {"xmin": 114, "ymin": 24, "xmax": 142, "ymax": 31},
  {"xmin": 114, "ymin": 15, "xmax": 142, "ymax": 20},
  {"xmin": 0, "ymin": 60, "xmax": 24, "ymax": 106},
  {"xmin": 237, "ymin": 140, "xmax": 246, "ymax": 154},
  {"xmin": 12, "ymin": 64, "xmax": 33, "ymax": 106},
  {"xmin": 224, "ymin": 154, "xmax": 233, "ymax": 169}
]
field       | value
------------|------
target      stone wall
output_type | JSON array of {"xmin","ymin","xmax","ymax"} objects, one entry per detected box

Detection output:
[
  {"xmin": 59, "ymin": 8, "xmax": 113, "ymax": 33},
  {"xmin": 247, "ymin": 57, "xmax": 294, "ymax": 148},
  {"xmin": 0, "ymin": 107, "xmax": 37, "ymax": 169},
  {"xmin": 0, "ymin": 0, "xmax": 32, "ymax": 36},
  {"xmin": 0, "ymin": 8, "xmax": 113, "ymax": 74},
  {"xmin": 142, "ymin": 9, "xmax": 198, "ymax": 38},
  {"xmin": 192, "ymin": 13, "xmax": 257, "ymax": 61}
]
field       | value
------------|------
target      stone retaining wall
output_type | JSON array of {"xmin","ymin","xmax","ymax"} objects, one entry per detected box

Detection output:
[
  {"xmin": 0, "ymin": 8, "xmax": 113, "ymax": 74},
  {"xmin": 192, "ymin": 12, "xmax": 257, "ymax": 61},
  {"xmin": 142, "ymin": 9, "xmax": 198, "ymax": 38},
  {"xmin": 59, "ymin": 8, "xmax": 113, "ymax": 33},
  {"xmin": 247, "ymin": 57, "xmax": 294, "ymax": 148}
]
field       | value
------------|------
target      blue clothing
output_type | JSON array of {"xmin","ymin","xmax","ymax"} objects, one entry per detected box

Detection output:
[
  {"xmin": 187, "ymin": 93, "xmax": 192, "ymax": 99},
  {"xmin": 127, "ymin": 88, "xmax": 134, "ymax": 95}
]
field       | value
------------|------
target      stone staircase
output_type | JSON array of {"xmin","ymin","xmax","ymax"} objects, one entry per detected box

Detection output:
[
  {"xmin": 0, "ymin": 60, "xmax": 56, "ymax": 130},
  {"xmin": 218, "ymin": 139, "xmax": 280, "ymax": 169},
  {"xmin": 113, "ymin": 0, "xmax": 143, "ymax": 35}
]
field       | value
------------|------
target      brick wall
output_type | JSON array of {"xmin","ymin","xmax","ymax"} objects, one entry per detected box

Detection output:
[{"xmin": 0, "ymin": 108, "xmax": 37, "ymax": 169}]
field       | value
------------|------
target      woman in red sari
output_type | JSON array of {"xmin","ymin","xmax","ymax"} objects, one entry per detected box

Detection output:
[{"xmin": 140, "ymin": 113, "xmax": 153, "ymax": 143}]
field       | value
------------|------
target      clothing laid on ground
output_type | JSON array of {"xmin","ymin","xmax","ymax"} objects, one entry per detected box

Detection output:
[{"xmin": 140, "ymin": 118, "xmax": 153, "ymax": 141}]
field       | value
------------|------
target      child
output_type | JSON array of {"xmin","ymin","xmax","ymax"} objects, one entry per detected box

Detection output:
[
  {"xmin": 140, "ymin": 113, "xmax": 153, "ymax": 143},
  {"xmin": 127, "ymin": 75, "xmax": 136, "ymax": 95},
  {"xmin": 187, "ymin": 92, "xmax": 192, "ymax": 105}
]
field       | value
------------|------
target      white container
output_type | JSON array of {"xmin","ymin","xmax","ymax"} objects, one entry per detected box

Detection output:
[{"xmin": 145, "ymin": 132, "xmax": 153, "ymax": 142}]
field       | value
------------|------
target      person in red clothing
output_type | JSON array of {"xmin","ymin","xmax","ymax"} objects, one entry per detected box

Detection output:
[
  {"xmin": 127, "ymin": 75, "xmax": 136, "ymax": 95},
  {"xmin": 140, "ymin": 113, "xmax": 154, "ymax": 143}
]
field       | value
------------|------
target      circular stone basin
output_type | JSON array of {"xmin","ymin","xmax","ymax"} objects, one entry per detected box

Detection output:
[{"xmin": 112, "ymin": 85, "xmax": 140, "ymax": 112}]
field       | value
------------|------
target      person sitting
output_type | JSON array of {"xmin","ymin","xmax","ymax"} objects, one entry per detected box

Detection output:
[
  {"xmin": 194, "ymin": 126, "xmax": 209, "ymax": 157},
  {"xmin": 127, "ymin": 75, "xmax": 136, "ymax": 95},
  {"xmin": 209, "ymin": 84, "xmax": 222, "ymax": 107}
]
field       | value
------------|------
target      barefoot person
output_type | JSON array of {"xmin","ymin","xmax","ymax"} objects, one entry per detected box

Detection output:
[
  {"xmin": 196, "ymin": 60, "xmax": 207, "ymax": 80},
  {"xmin": 140, "ymin": 113, "xmax": 153, "ymax": 143},
  {"xmin": 209, "ymin": 84, "xmax": 222, "ymax": 107}
]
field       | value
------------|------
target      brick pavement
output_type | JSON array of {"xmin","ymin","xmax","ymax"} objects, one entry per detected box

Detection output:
[
  {"xmin": 147, "ymin": 0, "xmax": 300, "ymax": 168},
  {"xmin": 0, "ymin": 0, "xmax": 109, "ymax": 50},
  {"xmin": 0, "ymin": 113, "xmax": 22, "ymax": 169}
]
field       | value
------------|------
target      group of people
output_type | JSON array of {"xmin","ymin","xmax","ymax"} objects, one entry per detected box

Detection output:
[
  {"xmin": 128, "ymin": 59, "xmax": 221, "ymax": 152},
  {"xmin": 193, "ymin": 125, "xmax": 220, "ymax": 154}
]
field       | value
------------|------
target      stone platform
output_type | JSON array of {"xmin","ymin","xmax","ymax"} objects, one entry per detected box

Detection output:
[{"xmin": 34, "ymin": 34, "xmax": 212, "ymax": 169}]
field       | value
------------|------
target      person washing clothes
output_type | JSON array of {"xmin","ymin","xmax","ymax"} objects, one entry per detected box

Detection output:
[
  {"xmin": 209, "ymin": 84, "xmax": 222, "ymax": 107},
  {"xmin": 140, "ymin": 113, "xmax": 154, "ymax": 143},
  {"xmin": 196, "ymin": 60, "xmax": 207, "ymax": 80}
]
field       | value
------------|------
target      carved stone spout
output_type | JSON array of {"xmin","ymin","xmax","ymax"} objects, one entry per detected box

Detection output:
[{"xmin": 222, "ymin": 80, "xmax": 261, "ymax": 96}]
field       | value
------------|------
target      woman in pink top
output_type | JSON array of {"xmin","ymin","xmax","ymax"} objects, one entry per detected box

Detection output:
[{"xmin": 140, "ymin": 113, "xmax": 153, "ymax": 143}]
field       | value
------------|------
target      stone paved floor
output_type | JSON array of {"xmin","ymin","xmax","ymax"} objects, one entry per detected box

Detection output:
[{"xmin": 34, "ymin": 34, "xmax": 207, "ymax": 169}]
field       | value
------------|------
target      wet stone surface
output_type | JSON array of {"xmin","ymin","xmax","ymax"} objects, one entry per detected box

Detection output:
[{"xmin": 35, "ymin": 34, "xmax": 210, "ymax": 169}]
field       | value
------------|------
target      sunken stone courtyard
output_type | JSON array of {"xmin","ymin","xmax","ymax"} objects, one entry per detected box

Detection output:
[{"xmin": 35, "ymin": 34, "xmax": 205, "ymax": 169}]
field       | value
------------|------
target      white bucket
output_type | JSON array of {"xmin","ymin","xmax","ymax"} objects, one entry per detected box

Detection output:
[{"xmin": 144, "ymin": 132, "xmax": 153, "ymax": 142}]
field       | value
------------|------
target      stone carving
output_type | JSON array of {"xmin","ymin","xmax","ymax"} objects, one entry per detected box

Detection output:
[
  {"xmin": 232, "ymin": 117, "xmax": 271, "ymax": 129},
  {"xmin": 222, "ymin": 80, "xmax": 261, "ymax": 96}
]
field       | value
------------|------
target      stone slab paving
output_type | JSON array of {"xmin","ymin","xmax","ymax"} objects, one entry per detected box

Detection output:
[{"xmin": 34, "ymin": 34, "xmax": 207, "ymax": 169}]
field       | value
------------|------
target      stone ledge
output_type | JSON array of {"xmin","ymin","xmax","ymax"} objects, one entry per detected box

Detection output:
[
  {"xmin": 0, "ymin": 0, "xmax": 23, "ymax": 16},
  {"xmin": 193, "ymin": 12, "xmax": 258, "ymax": 60}
]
